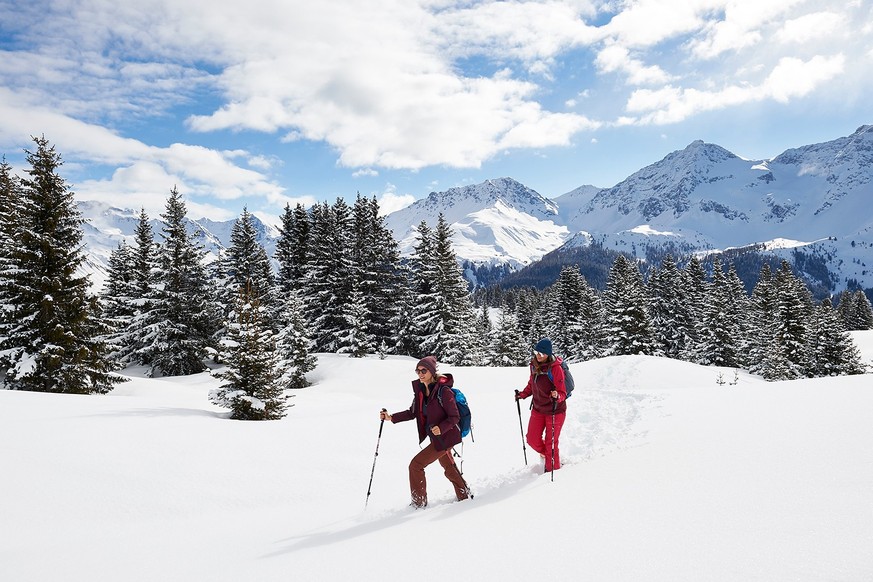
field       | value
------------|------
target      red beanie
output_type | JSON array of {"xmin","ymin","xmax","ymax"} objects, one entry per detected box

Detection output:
[{"xmin": 416, "ymin": 355, "xmax": 437, "ymax": 376}]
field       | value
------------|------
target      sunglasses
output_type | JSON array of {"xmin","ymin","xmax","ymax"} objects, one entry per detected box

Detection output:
[{"xmin": 415, "ymin": 368, "xmax": 430, "ymax": 375}]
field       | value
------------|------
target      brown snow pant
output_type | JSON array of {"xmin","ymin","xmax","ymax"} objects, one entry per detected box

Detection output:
[{"xmin": 409, "ymin": 443, "xmax": 469, "ymax": 507}]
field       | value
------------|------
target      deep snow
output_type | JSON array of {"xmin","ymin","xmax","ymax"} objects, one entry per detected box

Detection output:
[{"xmin": 2, "ymin": 333, "xmax": 872, "ymax": 581}]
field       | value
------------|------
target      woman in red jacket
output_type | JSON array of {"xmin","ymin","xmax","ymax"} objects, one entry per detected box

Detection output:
[
  {"xmin": 515, "ymin": 338, "xmax": 567, "ymax": 472},
  {"xmin": 380, "ymin": 356, "xmax": 470, "ymax": 508}
]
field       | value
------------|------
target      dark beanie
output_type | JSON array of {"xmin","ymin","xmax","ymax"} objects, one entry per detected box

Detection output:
[
  {"xmin": 416, "ymin": 355, "xmax": 438, "ymax": 376},
  {"xmin": 534, "ymin": 338, "xmax": 553, "ymax": 356}
]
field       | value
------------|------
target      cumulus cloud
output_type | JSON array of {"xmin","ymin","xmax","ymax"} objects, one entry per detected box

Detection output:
[
  {"xmin": 624, "ymin": 54, "xmax": 845, "ymax": 124},
  {"xmin": 377, "ymin": 187, "xmax": 416, "ymax": 216},
  {"xmin": 1, "ymin": 0, "xmax": 869, "ymax": 213}
]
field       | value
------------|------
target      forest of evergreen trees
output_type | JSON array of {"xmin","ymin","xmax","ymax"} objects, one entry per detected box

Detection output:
[{"xmin": 1, "ymin": 138, "xmax": 870, "ymax": 418}]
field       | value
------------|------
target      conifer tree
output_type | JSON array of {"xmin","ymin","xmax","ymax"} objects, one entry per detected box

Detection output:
[
  {"xmin": 210, "ymin": 283, "xmax": 288, "ymax": 420},
  {"xmin": 390, "ymin": 266, "xmax": 420, "ymax": 357},
  {"xmin": 648, "ymin": 255, "xmax": 696, "ymax": 361},
  {"xmin": 543, "ymin": 265, "xmax": 601, "ymax": 361},
  {"xmin": 725, "ymin": 262, "xmax": 753, "ymax": 366},
  {"xmin": 409, "ymin": 220, "xmax": 441, "ymax": 356},
  {"xmin": 221, "ymin": 208, "xmax": 276, "ymax": 329},
  {"xmin": 748, "ymin": 264, "xmax": 779, "ymax": 378},
  {"xmin": 1, "ymin": 137, "xmax": 122, "ymax": 393},
  {"xmin": 350, "ymin": 195, "xmax": 404, "ymax": 352},
  {"xmin": 772, "ymin": 261, "xmax": 812, "ymax": 379},
  {"xmin": 601, "ymin": 254, "xmax": 655, "ymax": 356},
  {"xmin": 487, "ymin": 308, "xmax": 529, "ymax": 366},
  {"xmin": 112, "ymin": 209, "xmax": 159, "ymax": 366},
  {"xmin": 303, "ymin": 200, "xmax": 354, "ymax": 352},
  {"xmin": 433, "ymin": 214, "xmax": 481, "ymax": 365},
  {"xmin": 0, "ymin": 157, "xmax": 23, "ymax": 338},
  {"xmin": 851, "ymin": 290, "xmax": 873, "ymax": 330},
  {"xmin": 275, "ymin": 202, "xmax": 310, "ymax": 294},
  {"xmin": 806, "ymin": 298, "xmax": 866, "ymax": 377},
  {"xmin": 138, "ymin": 187, "xmax": 217, "ymax": 376},
  {"xmin": 682, "ymin": 256, "xmax": 709, "ymax": 362},
  {"xmin": 338, "ymin": 286, "xmax": 376, "ymax": 357},
  {"xmin": 699, "ymin": 257, "xmax": 740, "ymax": 367},
  {"xmin": 99, "ymin": 241, "xmax": 137, "ymax": 363},
  {"xmin": 275, "ymin": 287, "xmax": 316, "ymax": 389}
]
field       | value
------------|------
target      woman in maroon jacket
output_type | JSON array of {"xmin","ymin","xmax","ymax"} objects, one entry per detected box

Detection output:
[
  {"xmin": 515, "ymin": 338, "xmax": 567, "ymax": 472},
  {"xmin": 380, "ymin": 356, "xmax": 469, "ymax": 508}
]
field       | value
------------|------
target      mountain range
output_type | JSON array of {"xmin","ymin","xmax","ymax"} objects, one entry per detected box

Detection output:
[{"xmin": 78, "ymin": 125, "xmax": 873, "ymax": 296}]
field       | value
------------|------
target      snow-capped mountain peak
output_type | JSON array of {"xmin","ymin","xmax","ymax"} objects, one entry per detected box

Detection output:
[{"xmin": 383, "ymin": 177, "xmax": 566, "ymax": 267}]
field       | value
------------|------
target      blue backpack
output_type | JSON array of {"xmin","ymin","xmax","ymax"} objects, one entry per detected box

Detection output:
[
  {"xmin": 438, "ymin": 386, "xmax": 472, "ymax": 438},
  {"xmin": 543, "ymin": 359, "xmax": 575, "ymax": 398}
]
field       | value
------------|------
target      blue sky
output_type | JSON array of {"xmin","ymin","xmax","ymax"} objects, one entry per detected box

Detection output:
[{"xmin": 1, "ymin": 0, "xmax": 871, "ymax": 225}]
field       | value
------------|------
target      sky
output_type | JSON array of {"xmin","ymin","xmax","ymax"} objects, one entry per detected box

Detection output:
[
  {"xmin": 1, "ymin": 1, "xmax": 871, "ymax": 225},
  {"xmin": 2, "ymin": 334, "xmax": 872, "ymax": 581}
]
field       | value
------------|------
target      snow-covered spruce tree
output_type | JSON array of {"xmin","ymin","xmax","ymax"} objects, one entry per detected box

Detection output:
[
  {"xmin": 487, "ymin": 307, "xmax": 529, "ymax": 366},
  {"xmin": 600, "ymin": 254, "xmax": 655, "ymax": 356},
  {"xmin": 337, "ymin": 285, "xmax": 376, "ymax": 357},
  {"xmin": 351, "ymin": 194, "xmax": 404, "ymax": 353},
  {"xmin": 433, "ymin": 214, "xmax": 482, "ymax": 366},
  {"xmin": 542, "ymin": 265, "xmax": 601, "ymax": 361},
  {"xmin": 272, "ymin": 205, "xmax": 317, "ymax": 387},
  {"xmin": 0, "ymin": 157, "xmax": 24, "ymax": 343},
  {"xmin": 210, "ymin": 283, "xmax": 288, "ymax": 420},
  {"xmin": 747, "ymin": 264, "xmax": 779, "ymax": 379},
  {"xmin": 806, "ymin": 298, "xmax": 867, "ymax": 377},
  {"xmin": 698, "ymin": 257, "xmax": 741, "ymax": 367},
  {"xmin": 137, "ymin": 187, "xmax": 218, "ymax": 376},
  {"xmin": 648, "ymin": 255, "xmax": 697, "ymax": 361},
  {"xmin": 750, "ymin": 261, "xmax": 812, "ymax": 381},
  {"xmin": 409, "ymin": 220, "xmax": 441, "ymax": 356},
  {"xmin": 682, "ymin": 256, "xmax": 710, "ymax": 363},
  {"xmin": 1, "ymin": 137, "xmax": 122, "ymax": 393},
  {"xmin": 112, "ymin": 208, "xmax": 159, "ymax": 366},
  {"xmin": 220, "ymin": 208, "xmax": 277, "ymax": 332},
  {"xmin": 853, "ymin": 291, "xmax": 873, "ymax": 330},
  {"xmin": 390, "ymin": 263, "xmax": 419, "ymax": 357},
  {"xmin": 724, "ymin": 262, "xmax": 753, "ymax": 367},
  {"xmin": 477, "ymin": 302, "xmax": 493, "ymax": 338},
  {"xmin": 514, "ymin": 287, "xmax": 545, "ymax": 348},
  {"xmin": 838, "ymin": 290, "xmax": 873, "ymax": 331},
  {"xmin": 303, "ymin": 200, "xmax": 354, "ymax": 352},
  {"xmin": 274, "ymin": 287, "xmax": 316, "ymax": 389},
  {"xmin": 772, "ymin": 261, "xmax": 813, "ymax": 379},
  {"xmin": 274, "ymin": 202, "xmax": 309, "ymax": 293},
  {"xmin": 99, "ymin": 241, "xmax": 137, "ymax": 364}
]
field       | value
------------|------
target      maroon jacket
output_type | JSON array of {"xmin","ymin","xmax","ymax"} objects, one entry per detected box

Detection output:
[
  {"xmin": 518, "ymin": 356, "xmax": 567, "ymax": 415},
  {"xmin": 391, "ymin": 373, "xmax": 462, "ymax": 451}
]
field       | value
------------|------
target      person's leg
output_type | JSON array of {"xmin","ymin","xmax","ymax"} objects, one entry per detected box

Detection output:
[
  {"xmin": 409, "ymin": 443, "xmax": 442, "ymax": 507},
  {"xmin": 437, "ymin": 450, "xmax": 469, "ymax": 501},
  {"xmin": 544, "ymin": 412, "xmax": 566, "ymax": 471},
  {"xmin": 526, "ymin": 410, "xmax": 547, "ymax": 457}
]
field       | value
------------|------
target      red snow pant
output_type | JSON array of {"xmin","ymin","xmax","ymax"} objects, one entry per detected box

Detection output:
[
  {"xmin": 527, "ymin": 409, "xmax": 566, "ymax": 472},
  {"xmin": 409, "ymin": 442, "xmax": 469, "ymax": 507}
]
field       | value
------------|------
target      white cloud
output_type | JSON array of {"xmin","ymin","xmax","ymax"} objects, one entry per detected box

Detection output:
[
  {"xmin": 625, "ymin": 54, "xmax": 845, "ymax": 124},
  {"xmin": 377, "ymin": 187, "xmax": 415, "ymax": 216},
  {"xmin": 687, "ymin": 0, "xmax": 806, "ymax": 60},
  {"xmin": 776, "ymin": 12, "xmax": 846, "ymax": 44},
  {"xmin": 763, "ymin": 55, "xmax": 846, "ymax": 103}
]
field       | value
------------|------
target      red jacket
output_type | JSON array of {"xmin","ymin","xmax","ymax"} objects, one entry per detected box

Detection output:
[
  {"xmin": 391, "ymin": 373, "xmax": 462, "ymax": 451},
  {"xmin": 518, "ymin": 357, "xmax": 567, "ymax": 415}
]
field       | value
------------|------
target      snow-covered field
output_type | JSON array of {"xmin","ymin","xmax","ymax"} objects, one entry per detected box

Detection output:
[{"xmin": 2, "ymin": 333, "xmax": 872, "ymax": 581}]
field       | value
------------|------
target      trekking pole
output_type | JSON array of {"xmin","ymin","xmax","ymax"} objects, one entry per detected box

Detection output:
[
  {"xmin": 365, "ymin": 409, "xmax": 387, "ymax": 510},
  {"xmin": 550, "ymin": 398, "xmax": 557, "ymax": 482},
  {"xmin": 515, "ymin": 390, "xmax": 528, "ymax": 465}
]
